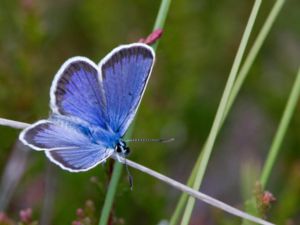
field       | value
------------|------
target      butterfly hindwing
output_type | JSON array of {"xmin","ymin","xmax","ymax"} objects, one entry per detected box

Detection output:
[
  {"xmin": 99, "ymin": 43, "xmax": 155, "ymax": 136},
  {"xmin": 19, "ymin": 119, "xmax": 92, "ymax": 150},
  {"xmin": 19, "ymin": 118, "xmax": 114, "ymax": 172},
  {"xmin": 50, "ymin": 57, "xmax": 107, "ymax": 128},
  {"xmin": 46, "ymin": 147, "xmax": 113, "ymax": 172}
]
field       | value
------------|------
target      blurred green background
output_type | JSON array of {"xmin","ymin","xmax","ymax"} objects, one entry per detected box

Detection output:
[{"xmin": 0, "ymin": 0, "xmax": 300, "ymax": 224}]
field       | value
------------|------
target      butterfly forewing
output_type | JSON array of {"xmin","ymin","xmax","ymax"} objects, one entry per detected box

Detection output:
[
  {"xmin": 51, "ymin": 57, "xmax": 107, "ymax": 129},
  {"xmin": 100, "ymin": 44, "xmax": 155, "ymax": 136}
]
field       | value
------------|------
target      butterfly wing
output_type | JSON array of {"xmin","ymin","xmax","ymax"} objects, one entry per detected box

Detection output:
[
  {"xmin": 50, "ymin": 44, "xmax": 155, "ymax": 135},
  {"xmin": 19, "ymin": 119, "xmax": 114, "ymax": 172},
  {"xmin": 50, "ymin": 57, "xmax": 108, "ymax": 129},
  {"xmin": 20, "ymin": 43, "xmax": 154, "ymax": 170},
  {"xmin": 99, "ymin": 43, "xmax": 155, "ymax": 136},
  {"xmin": 45, "ymin": 147, "xmax": 113, "ymax": 172}
]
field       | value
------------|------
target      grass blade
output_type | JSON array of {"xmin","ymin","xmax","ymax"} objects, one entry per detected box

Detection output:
[
  {"xmin": 170, "ymin": 0, "xmax": 285, "ymax": 223},
  {"xmin": 260, "ymin": 67, "xmax": 300, "ymax": 188},
  {"xmin": 180, "ymin": 1, "xmax": 262, "ymax": 224},
  {"xmin": 97, "ymin": 0, "xmax": 172, "ymax": 224}
]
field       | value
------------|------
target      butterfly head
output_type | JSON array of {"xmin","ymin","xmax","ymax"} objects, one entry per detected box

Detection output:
[{"xmin": 115, "ymin": 140, "xmax": 130, "ymax": 157}]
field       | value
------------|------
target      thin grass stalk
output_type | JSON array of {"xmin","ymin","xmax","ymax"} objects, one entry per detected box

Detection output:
[
  {"xmin": 0, "ymin": 117, "xmax": 275, "ymax": 225},
  {"xmin": 241, "ymin": 67, "xmax": 300, "ymax": 225},
  {"xmin": 98, "ymin": 161, "xmax": 123, "ymax": 225},
  {"xmin": 169, "ymin": 152, "xmax": 202, "ymax": 225},
  {"xmin": 180, "ymin": 1, "xmax": 262, "ymax": 224},
  {"xmin": 152, "ymin": 0, "xmax": 172, "ymax": 50},
  {"xmin": 260, "ymin": 67, "xmax": 300, "ymax": 188},
  {"xmin": 170, "ymin": 0, "xmax": 285, "ymax": 223},
  {"xmin": 115, "ymin": 156, "xmax": 273, "ymax": 225},
  {"xmin": 98, "ymin": 127, "xmax": 133, "ymax": 225},
  {"xmin": 224, "ymin": 0, "xmax": 286, "ymax": 118},
  {"xmin": 0, "ymin": 118, "xmax": 29, "ymax": 129},
  {"xmin": 98, "ymin": 1, "xmax": 172, "ymax": 224}
]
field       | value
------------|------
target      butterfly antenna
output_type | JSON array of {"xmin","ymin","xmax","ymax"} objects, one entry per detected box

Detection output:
[
  {"xmin": 125, "ymin": 138, "xmax": 175, "ymax": 143},
  {"xmin": 125, "ymin": 158, "xmax": 133, "ymax": 190}
]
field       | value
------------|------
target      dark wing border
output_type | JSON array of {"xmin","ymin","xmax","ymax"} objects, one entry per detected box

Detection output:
[{"xmin": 98, "ymin": 43, "xmax": 155, "ymax": 135}]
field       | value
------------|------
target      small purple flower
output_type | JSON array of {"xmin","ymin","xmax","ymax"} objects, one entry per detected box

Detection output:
[
  {"xmin": 139, "ymin": 29, "xmax": 163, "ymax": 45},
  {"xmin": 19, "ymin": 208, "xmax": 32, "ymax": 223}
]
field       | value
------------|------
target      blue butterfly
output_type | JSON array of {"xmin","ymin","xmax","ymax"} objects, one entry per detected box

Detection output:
[{"xmin": 19, "ymin": 43, "xmax": 155, "ymax": 172}]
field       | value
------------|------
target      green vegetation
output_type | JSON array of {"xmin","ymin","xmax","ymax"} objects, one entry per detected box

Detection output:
[{"xmin": 0, "ymin": 0, "xmax": 299, "ymax": 224}]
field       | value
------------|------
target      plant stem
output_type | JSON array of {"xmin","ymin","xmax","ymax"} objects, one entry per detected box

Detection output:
[
  {"xmin": 0, "ymin": 118, "xmax": 29, "ymax": 129},
  {"xmin": 113, "ymin": 156, "xmax": 273, "ymax": 225},
  {"xmin": 169, "ymin": 151, "xmax": 202, "ymax": 225},
  {"xmin": 170, "ymin": 0, "xmax": 285, "ymax": 223},
  {"xmin": 0, "ymin": 116, "xmax": 274, "ymax": 225},
  {"xmin": 152, "ymin": 0, "xmax": 172, "ymax": 50},
  {"xmin": 180, "ymin": 1, "xmax": 262, "ymax": 224},
  {"xmin": 99, "ymin": 161, "xmax": 123, "ymax": 225},
  {"xmin": 98, "ymin": 0, "xmax": 172, "ymax": 224},
  {"xmin": 260, "ymin": 67, "xmax": 300, "ymax": 188},
  {"xmin": 225, "ymin": 0, "xmax": 286, "ymax": 118}
]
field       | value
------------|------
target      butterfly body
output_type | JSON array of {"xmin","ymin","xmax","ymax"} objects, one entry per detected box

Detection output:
[
  {"xmin": 19, "ymin": 43, "xmax": 154, "ymax": 172},
  {"xmin": 51, "ymin": 114, "xmax": 130, "ymax": 156}
]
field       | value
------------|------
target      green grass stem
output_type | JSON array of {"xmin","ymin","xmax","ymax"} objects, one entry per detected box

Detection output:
[
  {"xmin": 241, "ymin": 67, "xmax": 300, "ymax": 225},
  {"xmin": 170, "ymin": 0, "xmax": 285, "ymax": 224},
  {"xmin": 180, "ymin": 1, "xmax": 262, "ymax": 224},
  {"xmin": 98, "ymin": 1, "xmax": 172, "ymax": 224},
  {"xmin": 260, "ymin": 67, "xmax": 300, "ymax": 188},
  {"xmin": 225, "ymin": 0, "xmax": 286, "ymax": 118},
  {"xmin": 152, "ymin": 0, "xmax": 172, "ymax": 50},
  {"xmin": 169, "ymin": 152, "xmax": 202, "ymax": 225},
  {"xmin": 98, "ymin": 162, "xmax": 123, "ymax": 225}
]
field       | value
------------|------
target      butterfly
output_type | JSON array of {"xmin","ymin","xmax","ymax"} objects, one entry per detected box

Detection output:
[{"xmin": 19, "ymin": 43, "xmax": 155, "ymax": 172}]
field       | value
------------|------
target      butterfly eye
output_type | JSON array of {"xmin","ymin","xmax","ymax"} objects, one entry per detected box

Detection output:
[
  {"xmin": 115, "ymin": 142, "xmax": 130, "ymax": 156},
  {"xmin": 115, "ymin": 144, "xmax": 122, "ymax": 153}
]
